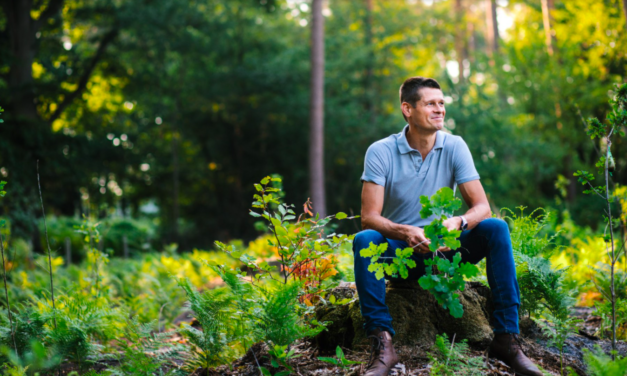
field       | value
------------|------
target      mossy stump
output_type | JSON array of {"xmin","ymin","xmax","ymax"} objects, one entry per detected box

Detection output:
[{"xmin": 315, "ymin": 281, "xmax": 495, "ymax": 351}]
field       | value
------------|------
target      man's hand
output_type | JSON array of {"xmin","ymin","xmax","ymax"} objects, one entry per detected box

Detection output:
[
  {"xmin": 405, "ymin": 226, "xmax": 431, "ymax": 254},
  {"xmin": 442, "ymin": 216, "xmax": 462, "ymax": 232},
  {"xmin": 434, "ymin": 217, "xmax": 462, "ymax": 253}
]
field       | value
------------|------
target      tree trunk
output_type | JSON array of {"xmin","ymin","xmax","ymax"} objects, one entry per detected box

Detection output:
[
  {"xmin": 541, "ymin": 0, "xmax": 555, "ymax": 56},
  {"xmin": 485, "ymin": 0, "xmax": 499, "ymax": 55},
  {"xmin": 622, "ymin": 0, "xmax": 627, "ymax": 34},
  {"xmin": 454, "ymin": 0, "xmax": 465, "ymax": 83},
  {"xmin": 316, "ymin": 281, "xmax": 495, "ymax": 350},
  {"xmin": 309, "ymin": 0, "xmax": 326, "ymax": 217}
]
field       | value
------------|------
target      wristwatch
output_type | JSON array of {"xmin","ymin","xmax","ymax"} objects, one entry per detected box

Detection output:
[{"xmin": 459, "ymin": 216, "xmax": 468, "ymax": 231}]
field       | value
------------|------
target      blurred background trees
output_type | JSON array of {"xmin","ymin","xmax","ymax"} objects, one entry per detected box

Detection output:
[{"xmin": 0, "ymin": 0, "xmax": 625, "ymax": 250}]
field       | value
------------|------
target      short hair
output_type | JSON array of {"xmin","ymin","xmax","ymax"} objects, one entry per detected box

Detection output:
[{"xmin": 399, "ymin": 76, "xmax": 441, "ymax": 107}]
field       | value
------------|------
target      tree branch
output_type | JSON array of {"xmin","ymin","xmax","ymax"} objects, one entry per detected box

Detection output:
[
  {"xmin": 48, "ymin": 29, "xmax": 118, "ymax": 124},
  {"xmin": 32, "ymin": 0, "xmax": 65, "ymax": 36}
]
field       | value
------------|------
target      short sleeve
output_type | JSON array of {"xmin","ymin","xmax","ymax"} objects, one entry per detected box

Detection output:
[
  {"xmin": 360, "ymin": 143, "xmax": 388, "ymax": 186},
  {"xmin": 453, "ymin": 138, "xmax": 480, "ymax": 185}
]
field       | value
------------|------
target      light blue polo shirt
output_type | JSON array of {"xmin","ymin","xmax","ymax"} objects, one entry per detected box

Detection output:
[{"xmin": 361, "ymin": 125, "xmax": 480, "ymax": 228}]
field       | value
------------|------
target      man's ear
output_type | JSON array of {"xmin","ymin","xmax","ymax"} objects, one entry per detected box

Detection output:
[{"xmin": 401, "ymin": 102, "xmax": 413, "ymax": 119}]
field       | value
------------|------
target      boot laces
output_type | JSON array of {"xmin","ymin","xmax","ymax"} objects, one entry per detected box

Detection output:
[{"xmin": 366, "ymin": 334, "xmax": 387, "ymax": 369}]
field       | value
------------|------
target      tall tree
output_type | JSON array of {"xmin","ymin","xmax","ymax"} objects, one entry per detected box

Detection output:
[
  {"xmin": 454, "ymin": 0, "xmax": 466, "ymax": 83},
  {"xmin": 541, "ymin": 0, "xmax": 555, "ymax": 56},
  {"xmin": 309, "ymin": 0, "xmax": 326, "ymax": 217},
  {"xmin": 485, "ymin": 0, "xmax": 499, "ymax": 55}
]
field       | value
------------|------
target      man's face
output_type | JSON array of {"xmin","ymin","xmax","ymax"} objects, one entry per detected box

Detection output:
[{"xmin": 402, "ymin": 88, "xmax": 445, "ymax": 132}]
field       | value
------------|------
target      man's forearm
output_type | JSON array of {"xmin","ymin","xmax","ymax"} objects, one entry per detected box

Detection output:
[
  {"xmin": 461, "ymin": 203, "xmax": 492, "ymax": 230},
  {"xmin": 361, "ymin": 214, "xmax": 412, "ymax": 242}
]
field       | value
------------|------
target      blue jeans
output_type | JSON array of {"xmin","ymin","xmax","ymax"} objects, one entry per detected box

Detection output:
[{"xmin": 353, "ymin": 218, "xmax": 520, "ymax": 336}]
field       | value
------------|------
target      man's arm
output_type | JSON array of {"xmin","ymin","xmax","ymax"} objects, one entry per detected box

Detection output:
[
  {"xmin": 361, "ymin": 181, "xmax": 432, "ymax": 253},
  {"xmin": 442, "ymin": 180, "xmax": 492, "ymax": 232}
]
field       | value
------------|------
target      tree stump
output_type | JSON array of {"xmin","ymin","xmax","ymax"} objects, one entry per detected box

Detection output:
[{"xmin": 315, "ymin": 281, "xmax": 495, "ymax": 351}]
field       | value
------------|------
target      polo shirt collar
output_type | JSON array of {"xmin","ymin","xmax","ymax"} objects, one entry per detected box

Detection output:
[{"xmin": 396, "ymin": 124, "xmax": 445, "ymax": 154}]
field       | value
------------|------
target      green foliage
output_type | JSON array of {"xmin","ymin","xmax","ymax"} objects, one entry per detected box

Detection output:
[
  {"xmin": 252, "ymin": 281, "xmax": 324, "ymax": 348},
  {"xmin": 516, "ymin": 255, "xmax": 574, "ymax": 318},
  {"xmin": 539, "ymin": 313, "xmax": 581, "ymax": 376},
  {"xmin": 318, "ymin": 346, "xmax": 361, "ymax": 370},
  {"xmin": 590, "ymin": 266, "xmax": 627, "ymax": 340},
  {"xmin": 360, "ymin": 242, "xmax": 416, "ymax": 280},
  {"xmin": 178, "ymin": 278, "xmax": 236, "ymax": 370},
  {"xmin": 581, "ymin": 346, "xmax": 627, "ymax": 376},
  {"xmin": 428, "ymin": 333, "xmax": 486, "ymax": 376},
  {"xmin": 1, "ymin": 364, "xmax": 28, "ymax": 376},
  {"xmin": 44, "ymin": 294, "xmax": 119, "ymax": 369},
  {"xmin": 219, "ymin": 176, "xmax": 354, "ymax": 298},
  {"xmin": 574, "ymin": 82, "xmax": 627, "ymax": 352},
  {"xmin": 420, "ymin": 188, "xmax": 462, "ymax": 252},
  {"xmin": 419, "ymin": 254, "xmax": 479, "ymax": 318},
  {"xmin": 0, "ymin": 292, "xmax": 119, "ymax": 372},
  {"xmin": 105, "ymin": 319, "xmax": 180, "ymax": 376},
  {"xmin": 503, "ymin": 207, "xmax": 559, "ymax": 259}
]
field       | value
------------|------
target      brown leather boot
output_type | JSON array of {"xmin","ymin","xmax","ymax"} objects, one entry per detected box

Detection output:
[
  {"xmin": 489, "ymin": 333, "xmax": 543, "ymax": 376},
  {"xmin": 363, "ymin": 328, "xmax": 399, "ymax": 376}
]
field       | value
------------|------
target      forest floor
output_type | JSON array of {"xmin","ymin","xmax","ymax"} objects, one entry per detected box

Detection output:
[
  {"xmin": 47, "ymin": 306, "xmax": 625, "ymax": 376},
  {"xmin": 202, "ymin": 306, "xmax": 625, "ymax": 376}
]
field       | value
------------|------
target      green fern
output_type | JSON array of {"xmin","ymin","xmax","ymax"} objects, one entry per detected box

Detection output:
[
  {"xmin": 253, "ymin": 281, "xmax": 323, "ymax": 348},
  {"xmin": 428, "ymin": 333, "xmax": 486, "ymax": 376},
  {"xmin": 178, "ymin": 278, "xmax": 236, "ymax": 370},
  {"xmin": 105, "ymin": 319, "xmax": 181, "ymax": 376},
  {"xmin": 582, "ymin": 346, "xmax": 627, "ymax": 376}
]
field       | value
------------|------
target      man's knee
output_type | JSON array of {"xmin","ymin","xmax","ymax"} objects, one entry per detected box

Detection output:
[
  {"xmin": 353, "ymin": 229, "xmax": 386, "ymax": 254},
  {"xmin": 476, "ymin": 218, "xmax": 509, "ymax": 235}
]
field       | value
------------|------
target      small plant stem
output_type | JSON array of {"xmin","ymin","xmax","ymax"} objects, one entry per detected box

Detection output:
[
  {"xmin": 0, "ymin": 232, "xmax": 17, "ymax": 352},
  {"xmin": 261, "ymin": 187, "xmax": 289, "ymax": 284},
  {"xmin": 446, "ymin": 333, "xmax": 456, "ymax": 367},
  {"xmin": 37, "ymin": 161, "xmax": 57, "ymax": 329},
  {"xmin": 604, "ymin": 136, "xmax": 617, "ymax": 357}
]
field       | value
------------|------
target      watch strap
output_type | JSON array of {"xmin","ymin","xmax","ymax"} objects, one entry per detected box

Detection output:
[{"xmin": 460, "ymin": 216, "xmax": 468, "ymax": 231}]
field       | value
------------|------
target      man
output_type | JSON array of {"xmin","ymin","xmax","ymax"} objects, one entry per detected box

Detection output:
[{"xmin": 354, "ymin": 77, "xmax": 542, "ymax": 376}]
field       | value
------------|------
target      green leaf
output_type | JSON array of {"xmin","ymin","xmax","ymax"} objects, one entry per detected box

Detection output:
[
  {"xmin": 259, "ymin": 367, "xmax": 272, "ymax": 376},
  {"xmin": 260, "ymin": 176, "xmax": 270, "ymax": 185},
  {"xmin": 318, "ymin": 357, "xmax": 339, "ymax": 365},
  {"xmin": 448, "ymin": 299, "xmax": 464, "ymax": 318},
  {"xmin": 336, "ymin": 346, "xmax": 344, "ymax": 360},
  {"xmin": 250, "ymin": 211, "xmax": 262, "ymax": 217},
  {"xmin": 457, "ymin": 262, "xmax": 479, "ymax": 278},
  {"xmin": 335, "ymin": 212, "xmax": 348, "ymax": 220}
]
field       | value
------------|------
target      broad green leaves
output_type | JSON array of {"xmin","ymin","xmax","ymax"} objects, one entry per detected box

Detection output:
[
  {"xmin": 422, "ymin": 188, "xmax": 462, "ymax": 252},
  {"xmin": 359, "ymin": 243, "xmax": 416, "ymax": 280},
  {"xmin": 0, "ymin": 181, "xmax": 6, "ymax": 198},
  {"xmin": 419, "ymin": 187, "xmax": 462, "ymax": 219},
  {"xmin": 418, "ymin": 253, "xmax": 479, "ymax": 318}
]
